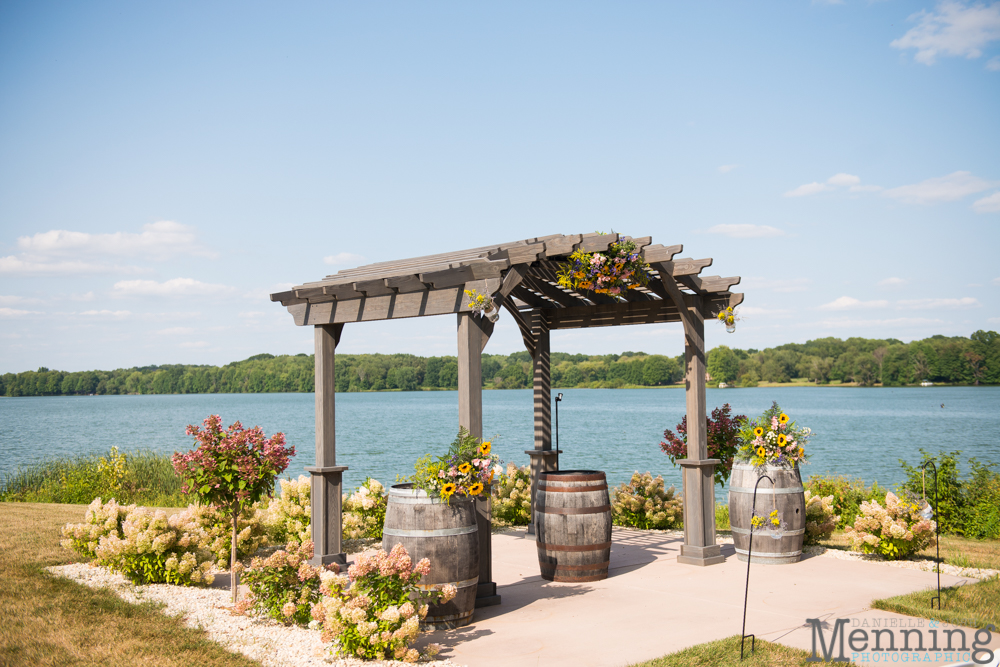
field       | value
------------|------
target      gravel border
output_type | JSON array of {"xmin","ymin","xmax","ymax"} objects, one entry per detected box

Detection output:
[{"xmin": 46, "ymin": 562, "xmax": 463, "ymax": 667}]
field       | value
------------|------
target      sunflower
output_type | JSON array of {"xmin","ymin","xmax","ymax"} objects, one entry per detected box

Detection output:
[
  {"xmin": 755, "ymin": 446, "xmax": 766, "ymax": 458},
  {"xmin": 753, "ymin": 426, "xmax": 764, "ymax": 438},
  {"xmin": 778, "ymin": 413, "xmax": 789, "ymax": 424},
  {"xmin": 798, "ymin": 447, "xmax": 804, "ymax": 458},
  {"xmin": 441, "ymin": 483, "xmax": 456, "ymax": 497},
  {"xmin": 468, "ymin": 482, "xmax": 484, "ymax": 496},
  {"xmin": 458, "ymin": 463, "xmax": 472, "ymax": 474},
  {"xmin": 777, "ymin": 434, "xmax": 787, "ymax": 446},
  {"xmin": 479, "ymin": 441, "xmax": 492, "ymax": 456}
]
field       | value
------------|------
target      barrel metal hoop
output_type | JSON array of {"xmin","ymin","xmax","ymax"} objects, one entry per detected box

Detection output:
[
  {"xmin": 540, "ymin": 561, "xmax": 610, "ymax": 571},
  {"xmin": 538, "ymin": 505, "xmax": 612, "ymax": 515},
  {"xmin": 538, "ymin": 483, "xmax": 608, "ymax": 493},
  {"xmin": 734, "ymin": 547, "xmax": 802, "ymax": 557},
  {"xmin": 730, "ymin": 526, "xmax": 805, "ymax": 536},
  {"xmin": 540, "ymin": 473, "xmax": 606, "ymax": 482},
  {"xmin": 383, "ymin": 526, "xmax": 478, "ymax": 537},
  {"xmin": 729, "ymin": 486, "xmax": 803, "ymax": 495},
  {"xmin": 416, "ymin": 576, "xmax": 479, "ymax": 591},
  {"xmin": 425, "ymin": 609, "xmax": 475, "ymax": 622},
  {"xmin": 537, "ymin": 541, "xmax": 613, "ymax": 552}
]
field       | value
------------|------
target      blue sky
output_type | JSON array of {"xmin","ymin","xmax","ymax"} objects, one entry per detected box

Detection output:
[{"xmin": 1, "ymin": 1, "xmax": 998, "ymax": 373}]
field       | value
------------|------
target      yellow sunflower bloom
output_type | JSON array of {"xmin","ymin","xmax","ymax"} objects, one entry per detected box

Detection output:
[
  {"xmin": 441, "ymin": 483, "xmax": 456, "ymax": 497},
  {"xmin": 458, "ymin": 463, "xmax": 472, "ymax": 474},
  {"xmin": 779, "ymin": 413, "xmax": 789, "ymax": 424},
  {"xmin": 777, "ymin": 434, "xmax": 787, "ymax": 446},
  {"xmin": 753, "ymin": 427, "xmax": 764, "ymax": 438},
  {"xmin": 798, "ymin": 447, "xmax": 804, "ymax": 458},
  {"xmin": 756, "ymin": 446, "xmax": 766, "ymax": 458},
  {"xmin": 718, "ymin": 311, "xmax": 726, "ymax": 321},
  {"xmin": 479, "ymin": 441, "xmax": 492, "ymax": 456},
  {"xmin": 468, "ymin": 482, "xmax": 484, "ymax": 495}
]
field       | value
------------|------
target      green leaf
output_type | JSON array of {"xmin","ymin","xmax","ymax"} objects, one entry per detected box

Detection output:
[{"xmin": 200, "ymin": 484, "xmax": 211, "ymax": 494}]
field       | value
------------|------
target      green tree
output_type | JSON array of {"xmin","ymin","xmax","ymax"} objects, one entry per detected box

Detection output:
[{"xmin": 707, "ymin": 346, "xmax": 739, "ymax": 384}]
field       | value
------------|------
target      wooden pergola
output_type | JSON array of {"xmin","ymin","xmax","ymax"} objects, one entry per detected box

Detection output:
[{"xmin": 270, "ymin": 233, "xmax": 744, "ymax": 603}]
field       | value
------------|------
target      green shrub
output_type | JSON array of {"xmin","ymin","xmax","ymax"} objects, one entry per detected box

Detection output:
[
  {"xmin": 963, "ymin": 463, "xmax": 1000, "ymax": 540},
  {"xmin": 803, "ymin": 490, "xmax": 838, "ymax": 544},
  {"xmin": 804, "ymin": 475, "xmax": 886, "ymax": 529},
  {"xmin": 715, "ymin": 503, "xmax": 730, "ymax": 530},
  {"xmin": 844, "ymin": 491, "xmax": 936, "ymax": 560},
  {"xmin": 898, "ymin": 450, "xmax": 1000, "ymax": 538},
  {"xmin": 611, "ymin": 472, "xmax": 683, "ymax": 530},
  {"xmin": 237, "ymin": 541, "xmax": 329, "ymax": 625},
  {"xmin": 491, "ymin": 463, "xmax": 532, "ymax": 527},
  {"xmin": 185, "ymin": 502, "xmax": 269, "ymax": 568}
]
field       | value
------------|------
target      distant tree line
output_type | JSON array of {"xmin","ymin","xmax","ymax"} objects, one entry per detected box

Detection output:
[
  {"xmin": 706, "ymin": 330, "xmax": 1000, "ymax": 387},
  {"xmin": 2, "ymin": 331, "xmax": 997, "ymax": 397}
]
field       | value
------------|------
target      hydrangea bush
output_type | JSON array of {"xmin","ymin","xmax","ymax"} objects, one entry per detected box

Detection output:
[
  {"xmin": 61, "ymin": 499, "xmax": 216, "ymax": 585},
  {"xmin": 264, "ymin": 475, "xmax": 312, "ymax": 545},
  {"xmin": 185, "ymin": 502, "xmax": 269, "ymax": 569},
  {"xmin": 491, "ymin": 463, "xmax": 532, "ymax": 527},
  {"xmin": 845, "ymin": 491, "xmax": 936, "ymax": 560},
  {"xmin": 311, "ymin": 544, "xmax": 453, "ymax": 662},
  {"xmin": 236, "ymin": 540, "xmax": 332, "ymax": 625},
  {"xmin": 342, "ymin": 478, "xmax": 387, "ymax": 540},
  {"xmin": 611, "ymin": 472, "xmax": 683, "ymax": 530},
  {"xmin": 803, "ymin": 490, "xmax": 839, "ymax": 545}
]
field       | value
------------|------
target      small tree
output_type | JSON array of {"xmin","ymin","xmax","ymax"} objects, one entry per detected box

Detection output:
[
  {"xmin": 660, "ymin": 403, "xmax": 746, "ymax": 487},
  {"xmin": 172, "ymin": 414, "xmax": 294, "ymax": 602}
]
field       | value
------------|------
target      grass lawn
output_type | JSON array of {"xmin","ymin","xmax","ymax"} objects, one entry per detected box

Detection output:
[
  {"xmin": 818, "ymin": 530, "xmax": 1000, "ymax": 571},
  {"xmin": 0, "ymin": 501, "xmax": 259, "ymax": 667},
  {"xmin": 627, "ymin": 635, "xmax": 814, "ymax": 667}
]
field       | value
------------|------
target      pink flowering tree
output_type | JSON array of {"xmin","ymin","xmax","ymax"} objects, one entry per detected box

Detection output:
[{"xmin": 172, "ymin": 414, "xmax": 294, "ymax": 602}]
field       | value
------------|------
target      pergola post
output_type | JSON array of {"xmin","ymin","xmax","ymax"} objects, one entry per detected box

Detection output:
[
  {"xmin": 526, "ymin": 309, "xmax": 558, "ymax": 536},
  {"xmin": 676, "ymin": 297, "xmax": 724, "ymax": 567},
  {"xmin": 308, "ymin": 323, "xmax": 348, "ymax": 567},
  {"xmin": 457, "ymin": 313, "xmax": 500, "ymax": 607}
]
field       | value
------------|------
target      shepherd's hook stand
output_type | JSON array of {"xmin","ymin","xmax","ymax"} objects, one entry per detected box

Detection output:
[
  {"xmin": 740, "ymin": 474, "xmax": 774, "ymax": 661},
  {"xmin": 920, "ymin": 460, "xmax": 941, "ymax": 610}
]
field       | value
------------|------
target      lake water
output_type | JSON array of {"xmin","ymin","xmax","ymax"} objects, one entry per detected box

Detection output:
[{"xmin": 2, "ymin": 387, "xmax": 998, "ymax": 501}]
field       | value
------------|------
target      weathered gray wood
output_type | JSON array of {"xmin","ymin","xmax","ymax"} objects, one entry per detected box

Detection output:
[
  {"xmin": 541, "ymin": 234, "xmax": 582, "ymax": 257},
  {"xmin": 663, "ymin": 258, "xmax": 714, "ymax": 277},
  {"xmin": 384, "ymin": 275, "xmax": 428, "ymax": 293},
  {"xmin": 503, "ymin": 242, "xmax": 547, "ymax": 265},
  {"xmin": 457, "ymin": 313, "xmax": 483, "ymax": 440},
  {"xmin": 383, "ymin": 485, "xmax": 480, "ymax": 628},
  {"xmin": 547, "ymin": 299, "xmax": 682, "ymax": 330},
  {"xmin": 680, "ymin": 275, "xmax": 741, "ymax": 294},
  {"xmin": 310, "ymin": 324, "xmax": 347, "ymax": 566},
  {"xmin": 522, "ymin": 274, "xmax": 587, "ymax": 308},
  {"xmin": 502, "ymin": 297, "xmax": 537, "ymax": 356},
  {"xmin": 353, "ymin": 279, "xmax": 395, "ymax": 297},
  {"xmin": 420, "ymin": 260, "xmax": 507, "ymax": 289},
  {"xmin": 728, "ymin": 464, "xmax": 806, "ymax": 564},
  {"xmin": 509, "ymin": 284, "xmax": 552, "ymax": 309},
  {"xmin": 640, "ymin": 244, "xmax": 683, "ymax": 263},
  {"xmin": 578, "ymin": 232, "xmax": 619, "ymax": 253},
  {"xmin": 532, "ymin": 310, "xmax": 551, "ymax": 453},
  {"xmin": 535, "ymin": 471, "xmax": 612, "ymax": 582}
]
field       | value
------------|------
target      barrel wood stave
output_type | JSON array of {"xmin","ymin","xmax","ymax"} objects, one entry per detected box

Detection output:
[
  {"xmin": 728, "ymin": 463, "xmax": 806, "ymax": 565},
  {"xmin": 535, "ymin": 471, "xmax": 613, "ymax": 582}
]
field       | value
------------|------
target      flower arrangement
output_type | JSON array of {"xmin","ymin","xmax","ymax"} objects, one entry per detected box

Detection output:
[
  {"xmin": 803, "ymin": 490, "xmax": 839, "ymax": 544},
  {"xmin": 735, "ymin": 401, "xmax": 810, "ymax": 470},
  {"xmin": 555, "ymin": 235, "xmax": 650, "ymax": 297},
  {"xmin": 236, "ymin": 540, "xmax": 333, "ymax": 625},
  {"xmin": 750, "ymin": 508, "xmax": 786, "ymax": 539},
  {"xmin": 611, "ymin": 472, "xmax": 683, "ymax": 530},
  {"xmin": 310, "ymin": 544, "xmax": 452, "ymax": 662},
  {"xmin": 661, "ymin": 403, "xmax": 747, "ymax": 487},
  {"xmin": 342, "ymin": 478, "xmax": 387, "ymax": 540},
  {"xmin": 716, "ymin": 306, "xmax": 741, "ymax": 334},
  {"xmin": 844, "ymin": 491, "xmax": 936, "ymax": 560},
  {"xmin": 410, "ymin": 427, "xmax": 500, "ymax": 502},
  {"xmin": 264, "ymin": 475, "xmax": 313, "ymax": 545},
  {"xmin": 464, "ymin": 289, "xmax": 499, "ymax": 323},
  {"xmin": 172, "ymin": 414, "xmax": 294, "ymax": 601},
  {"xmin": 491, "ymin": 463, "xmax": 532, "ymax": 527}
]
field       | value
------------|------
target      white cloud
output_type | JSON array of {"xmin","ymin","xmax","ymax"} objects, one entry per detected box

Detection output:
[
  {"xmin": 717, "ymin": 164, "xmax": 739, "ymax": 173},
  {"xmin": 883, "ymin": 171, "xmax": 999, "ymax": 204},
  {"xmin": 878, "ymin": 277, "xmax": 908, "ymax": 287},
  {"xmin": 80, "ymin": 310, "xmax": 131, "ymax": 318},
  {"xmin": 849, "ymin": 184, "xmax": 884, "ymax": 193},
  {"xmin": 993, "ymin": 277, "xmax": 1000, "ymax": 285},
  {"xmin": 819, "ymin": 296, "xmax": 890, "ymax": 310},
  {"xmin": 784, "ymin": 182, "xmax": 832, "ymax": 197},
  {"xmin": 0, "ymin": 256, "xmax": 146, "ymax": 275},
  {"xmin": 156, "ymin": 327, "xmax": 195, "ymax": 335},
  {"xmin": 896, "ymin": 297, "xmax": 980, "ymax": 309},
  {"xmin": 16, "ymin": 221, "xmax": 214, "ymax": 260},
  {"xmin": 988, "ymin": 55, "xmax": 1000, "ymax": 69},
  {"xmin": 972, "ymin": 191, "xmax": 1000, "ymax": 212},
  {"xmin": 706, "ymin": 224, "xmax": 785, "ymax": 238},
  {"xmin": 112, "ymin": 278, "xmax": 236, "ymax": 297},
  {"xmin": 744, "ymin": 277, "xmax": 811, "ymax": 292},
  {"xmin": 818, "ymin": 316, "xmax": 946, "ymax": 328},
  {"xmin": 324, "ymin": 252, "xmax": 366, "ymax": 266},
  {"xmin": 891, "ymin": 0, "xmax": 1000, "ymax": 65},
  {"xmin": 827, "ymin": 173, "xmax": 861, "ymax": 187},
  {"xmin": 0, "ymin": 307, "xmax": 41, "ymax": 317},
  {"xmin": 0, "ymin": 295, "xmax": 42, "ymax": 305},
  {"xmin": 70, "ymin": 292, "xmax": 96, "ymax": 302}
]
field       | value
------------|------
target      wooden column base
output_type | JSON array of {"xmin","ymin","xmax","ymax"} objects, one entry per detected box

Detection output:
[
  {"xmin": 306, "ymin": 465, "xmax": 348, "ymax": 567},
  {"xmin": 474, "ymin": 490, "xmax": 501, "ymax": 607},
  {"xmin": 525, "ymin": 449, "xmax": 561, "ymax": 535},
  {"xmin": 678, "ymin": 458, "xmax": 724, "ymax": 567}
]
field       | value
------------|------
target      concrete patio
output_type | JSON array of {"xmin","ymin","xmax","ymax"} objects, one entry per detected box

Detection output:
[{"xmin": 418, "ymin": 528, "xmax": 1000, "ymax": 667}]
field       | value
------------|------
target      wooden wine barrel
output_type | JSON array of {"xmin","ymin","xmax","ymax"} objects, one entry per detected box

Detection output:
[
  {"xmin": 728, "ymin": 463, "xmax": 806, "ymax": 565},
  {"xmin": 535, "ymin": 470, "xmax": 613, "ymax": 582},
  {"xmin": 382, "ymin": 484, "xmax": 479, "ymax": 629}
]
